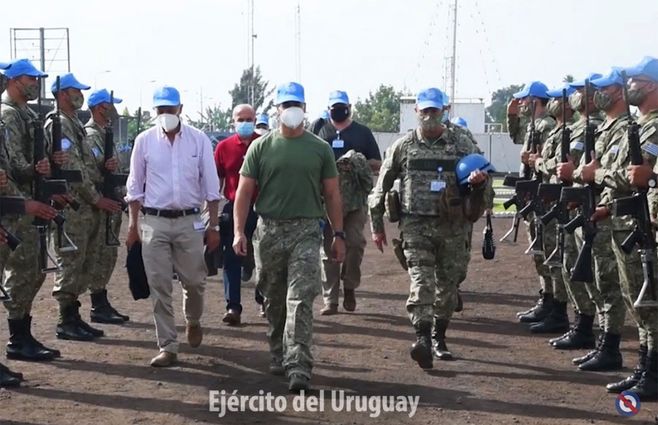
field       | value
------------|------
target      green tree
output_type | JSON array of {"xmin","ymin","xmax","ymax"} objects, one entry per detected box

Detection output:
[
  {"xmin": 186, "ymin": 104, "xmax": 232, "ymax": 132},
  {"xmin": 485, "ymin": 84, "xmax": 524, "ymax": 130},
  {"xmin": 563, "ymin": 74, "xmax": 575, "ymax": 83},
  {"xmin": 353, "ymin": 85, "xmax": 407, "ymax": 132},
  {"xmin": 122, "ymin": 107, "xmax": 154, "ymax": 142},
  {"xmin": 228, "ymin": 66, "xmax": 274, "ymax": 113}
]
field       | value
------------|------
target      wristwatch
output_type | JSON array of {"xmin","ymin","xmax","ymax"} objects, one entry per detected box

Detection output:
[
  {"xmin": 333, "ymin": 230, "xmax": 346, "ymax": 240},
  {"xmin": 210, "ymin": 225, "xmax": 220, "ymax": 232}
]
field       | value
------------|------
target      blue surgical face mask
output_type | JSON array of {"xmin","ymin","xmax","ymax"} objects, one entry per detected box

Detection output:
[{"xmin": 236, "ymin": 121, "xmax": 255, "ymax": 138}]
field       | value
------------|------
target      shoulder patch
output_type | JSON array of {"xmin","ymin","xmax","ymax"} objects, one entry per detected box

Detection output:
[
  {"xmin": 570, "ymin": 140, "xmax": 584, "ymax": 151},
  {"xmin": 640, "ymin": 126, "xmax": 657, "ymax": 144},
  {"xmin": 91, "ymin": 146, "xmax": 102, "ymax": 158},
  {"xmin": 61, "ymin": 138, "xmax": 72, "ymax": 151},
  {"xmin": 642, "ymin": 142, "xmax": 658, "ymax": 157}
]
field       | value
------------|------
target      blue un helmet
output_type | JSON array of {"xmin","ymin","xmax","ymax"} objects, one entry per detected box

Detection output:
[{"xmin": 456, "ymin": 154, "xmax": 496, "ymax": 185}]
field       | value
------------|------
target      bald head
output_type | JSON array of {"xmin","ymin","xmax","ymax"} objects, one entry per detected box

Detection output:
[{"xmin": 232, "ymin": 104, "xmax": 255, "ymax": 121}]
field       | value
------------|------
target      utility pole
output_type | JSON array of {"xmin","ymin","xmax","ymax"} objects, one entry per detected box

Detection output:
[
  {"xmin": 446, "ymin": 0, "xmax": 458, "ymax": 116},
  {"xmin": 248, "ymin": 0, "xmax": 257, "ymax": 106},
  {"xmin": 294, "ymin": 1, "xmax": 302, "ymax": 82}
]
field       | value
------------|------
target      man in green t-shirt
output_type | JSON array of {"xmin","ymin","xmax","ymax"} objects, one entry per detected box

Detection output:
[{"xmin": 233, "ymin": 82, "xmax": 345, "ymax": 393}]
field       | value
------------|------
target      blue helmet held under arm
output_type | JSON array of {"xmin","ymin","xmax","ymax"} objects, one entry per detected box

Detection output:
[{"xmin": 456, "ymin": 154, "xmax": 496, "ymax": 185}]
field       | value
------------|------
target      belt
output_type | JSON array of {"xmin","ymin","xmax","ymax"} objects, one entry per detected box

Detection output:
[{"xmin": 143, "ymin": 207, "xmax": 200, "ymax": 218}]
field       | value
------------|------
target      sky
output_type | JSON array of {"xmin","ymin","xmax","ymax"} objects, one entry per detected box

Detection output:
[{"xmin": 2, "ymin": 0, "xmax": 657, "ymax": 120}]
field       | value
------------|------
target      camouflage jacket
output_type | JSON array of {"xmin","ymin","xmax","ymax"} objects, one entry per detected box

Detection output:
[
  {"xmin": 535, "ymin": 122, "xmax": 572, "ymax": 183},
  {"xmin": 369, "ymin": 127, "xmax": 493, "ymax": 234},
  {"xmin": 1, "ymin": 93, "xmax": 40, "ymax": 196},
  {"xmin": 600, "ymin": 109, "xmax": 658, "ymax": 227},
  {"xmin": 45, "ymin": 111, "xmax": 101, "ymax": 206},
  {"xmin": 336, "ymin": 149, "xmax": 373, "ymax": 214}
]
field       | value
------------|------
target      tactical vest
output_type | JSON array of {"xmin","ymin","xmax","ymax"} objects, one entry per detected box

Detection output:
[{"xmin": 399, "ymin": 131, "xmax": 470, "ymax": 218}]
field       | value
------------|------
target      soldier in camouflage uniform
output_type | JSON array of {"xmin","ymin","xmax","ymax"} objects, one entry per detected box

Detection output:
[
  {"xmin": 46, "ymin": 74, "xmax": 122, "ymax": 342},
  {"xmin": 557, "ymin": 71, "xmax": 627, "ymax": 372},
  {"xmin": 233, "ymin": 82, "xmax": 344, "ymax": 392},
  {"xmin": 369, "ymin": 88, "xmax": 493, "ymax": 369},
  {"xmin": 527, "ymin": 86, "xmax": 575, "ymax": 336},
  {"xmin": 507, "ymin": 82, "xmax": 557, "ymax": 324},
  {"xmin": 1, "ymin": 59, "xmax": 62, "ymax": 363},
  {"xmin": 601, "ymin": 57, "xmax": 658, "ymax": 400},
  {"xmin": 82, "ymin": 89, "xmax": 129, "ymax": 324}
]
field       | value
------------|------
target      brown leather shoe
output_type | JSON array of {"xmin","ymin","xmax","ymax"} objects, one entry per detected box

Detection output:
[
  {"xmin": 186, "ymin": 323, "xmax": 203, "ymax": 347},
  {"xmin": 343, "ymin": 289, "xmax": 356, "ymax": 312},
  {"xmin": 150, "ymin": 351, "xmax": 177, "ymax": 367},
  {"xmin": 222, "ymin": 309, "xmax": 241, "ymax": 326},
  {"xmin": 320, "ymin": 304, "xmax": 338, "ymax": 316}
]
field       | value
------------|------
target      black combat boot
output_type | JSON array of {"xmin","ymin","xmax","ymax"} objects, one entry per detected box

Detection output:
[
  {"xmin": 518, "ymin": 292, "xmax": 553, "ymax": 323},
  {"xmin": 56, "ymin": 302, "xmax": 95, "ymax": 341},
  {"xmin": 73, "ymin": 301, "xmax": 104, "ymax": 337},
  {"xmin": 529, "ymin": 301, "xmax": 569, "ymax": 333},
  {"xmin": 25, "ymin": 316, "xmax": 60, "ymax": 358},
  {"xmin": 627, "ymin": 350, "xmax": 658, "ymax": 401},
  {"xmin": 7, "ymin": 317, "xmax": 56, "ymax": 361},
  {"xmin": 90, "ymin": 290, "xmax": 129, "ymax": 324},
  {"xmin": 551, "ymin": 314, "xmax": 595, "ymax": 349},
  {"xmin": 572, "ymin": 333, "xmax": 604, "ymax": 365},
  {"xmin": 607, "ymin": 345, "xmax": 647, "ymax": 393},
  {"xmin": 0, "ymin": 363, "xmax": 21, "ymax": 387},
  {"xmin": 578, "ymin": 332, "xmax": 622, "ymax": 371},
  {"xmin": 410, "ymin": 322, "xmax": 433, "ymax": 370},
  {"xmin": 516, "ymin": 290, "xmax": 544, "ymax": 317},
  {"xmin": 432, "ymin": 318, "xmax": 454, "ymax": 360},
  {"xmin": 454, "ymin": 290, "xmax": 463, "ymax": 312}
]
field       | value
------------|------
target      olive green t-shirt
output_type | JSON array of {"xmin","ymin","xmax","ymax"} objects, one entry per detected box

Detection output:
[{"xmin": 240, "ymin": 129, "xmax": 338, "ymax": 219}]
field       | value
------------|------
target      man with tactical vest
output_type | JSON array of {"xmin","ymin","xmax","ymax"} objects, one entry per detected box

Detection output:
[
  {"xmin": 46, "ymin": 74, "xmax": 122, "ymax": 342},
  {"xmin": 369, "ymin": 87, "xmax": 493, "ymax": 369},
  {"xmin": 1, "ymin": 59, "xmax": 62, "ymax": 364},
  {"xmin": 594, "ymin": 57, "xmax": 658, "ymax": 400},
  {"xmin": 508, "ymin": 82, "xmax": 557, "ymax": 324},
  {"xmin": 83, "ymin": 88, "xmax": 130, "ymax": 324}
]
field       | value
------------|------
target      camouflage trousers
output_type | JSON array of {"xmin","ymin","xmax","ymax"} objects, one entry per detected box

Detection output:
[
  {"xmin": 575, "ymin": 221, "xmax": 624, "ymax": 334},
  {"xmin": 87, "ymin": 212, "xmax": 122, "ymax": 294},
  {"xmin": 2, "ymin": 215, "xmax": 47, "ymax": 319},
  {"xmin": 400, "ymin": 215, "xmax": 471, "ymax": 326},
  {"xmin": 561, "ymin": 228, "xmax": 598, "ymax": 317},
  {"xmin": 255, "ymin": 217, "xmax": 322, "ymax": 380},
  {"xmin": 526, "ymin": 217, "xmax": 553, "ymax": 295},
  {"xmin": 611, "ymin": 226, "xmax": 658, "ymax": 351},
  {"xmin": 543, "ymin": 220, "xmax": 567, "ymax": 302},
  {"xmin": 52, "ymin": 205, "xmax": 102, "ymax": 305},
  {"xmin": 321, "ymin": 207, "xmax": 367, "ymax": 305}
]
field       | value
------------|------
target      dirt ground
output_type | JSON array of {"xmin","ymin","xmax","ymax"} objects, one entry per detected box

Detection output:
[{"xmin": 0, "ymin": 217, "xmax": 656, "ymax": 425}]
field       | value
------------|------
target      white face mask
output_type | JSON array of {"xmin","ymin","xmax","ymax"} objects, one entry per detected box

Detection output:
[
  {"xmin": 158, "ymin": 113, "xmax": 180, "ymax": 132},
  {"xmin": 279, "ymin": 107, "xmax": 305, "ymax": 129},
  {"xmin": 254, "ymin": 128, "xmax": 268, "ymax": 136}
]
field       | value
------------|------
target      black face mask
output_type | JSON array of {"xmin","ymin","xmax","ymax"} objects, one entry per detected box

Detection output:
[{"xmin": 330, "ymin": 105, "xmax": 350, "ymax": 123}]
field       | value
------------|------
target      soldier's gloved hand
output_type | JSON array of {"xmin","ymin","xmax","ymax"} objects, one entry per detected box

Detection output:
[
  {"xmin": 35, "ymin": 158, "xmax": 51, "ymax": 176},
  {"xmin": 557, "ymin": 159, "xmax": 575, "ymax": 182},
  {"xmin": 104, "ymin": 157, "xmax": 118, "ymax": 172},
  {"xmin": 25, "ymin": 200, "xmax": 58, "ymax": 220},
  {"xmin": 95, "ymin": 197, "xmax": 122, "ymax": 213},
  {"xmin": 51, "ymin": 151, "xmax": 69, "ymax": 166},
  {"xmin": 0, "ymin": 170, "xmax": 7, "ymax": 189},
  {"xmin": 372, "ymin": 231, "xmax": 387, "ymax": 253},
  {"xmin": 627, "ymin": 163, "xmax": 654, "ymax": 188},
  {"xmin": 468, "ymin": 170, "xmax": 488, "ymax": 187},
  {"xmin": 591, "ymin": 206, "xmax": 610, "ymax": 223}
]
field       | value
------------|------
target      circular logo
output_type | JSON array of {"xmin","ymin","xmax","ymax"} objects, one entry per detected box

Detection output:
[{"xmin": 616, "ymin": 391, "xmax": 640, "ymax": 417}]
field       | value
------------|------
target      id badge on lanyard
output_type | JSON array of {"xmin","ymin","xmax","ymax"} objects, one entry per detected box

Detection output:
[
  {"xmin": 332, "ymin": 130, "xmax": 344, "ymax": 149},
  {"xmin": 430, "ymin": 166, "xmax": 446, "ymax": 192}
]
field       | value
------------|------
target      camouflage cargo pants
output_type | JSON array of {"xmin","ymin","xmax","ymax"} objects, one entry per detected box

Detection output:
[
  {"xmin": 562, "ymin": 229, "xmax": 599, "ymax": 318},
  {"xmin": 544, "ymin": 220, "xmax": 568, "ymax": 302},
  {"xmin": 87, "ymin": 212, "xmax": 121, "ymax": 294},
  {"xmin": 2, "ymin": 215, "xmax": 47, "ymax": 319},
  {"xmin": 400, "ymin": 216, "xmax": 470, "ymax": 326},
  {"xmin": 575, "ymin": 221, "xmax": 624, "ymax": 333},
  {"xmin": 611, "ymin": 227, "xmax": 658, "ymax": 351},
  {"xmin": 321, "ymin": 206, "xmax": 368, "ymax": 305},
  {"xmin": 255, "ymin": 217, "xmax": 322, "ymax": 379},
  {"xmin": 526, "ymin": 216, "xmax": 553, "ymax": 295},
  {"xmin": 52, "ymin": 205, "xmax": 102, "ymax": 305}
]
